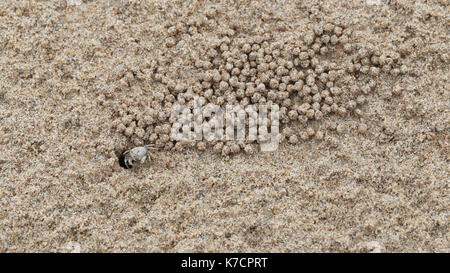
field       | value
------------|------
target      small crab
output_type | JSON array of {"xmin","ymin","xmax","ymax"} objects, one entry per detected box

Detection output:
[{"xmin": 120, "ymin": 145, "xmax": 158, "ymax": 169}]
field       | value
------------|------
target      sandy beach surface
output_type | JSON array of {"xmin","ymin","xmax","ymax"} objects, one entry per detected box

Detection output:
[{"xmin": 0, "ymin": 0, "xmax": 448, "ymax": 252}]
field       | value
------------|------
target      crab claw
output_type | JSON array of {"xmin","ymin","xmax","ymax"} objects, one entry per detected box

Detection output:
[{"xmin": 140, "ymin": 156, "xmax": 147, "ymax": 164}]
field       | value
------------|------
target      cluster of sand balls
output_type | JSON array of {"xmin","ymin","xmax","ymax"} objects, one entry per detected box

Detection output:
[{"xmin": 111, "ymin": 21, "xmax": 408, "ymax": 155}]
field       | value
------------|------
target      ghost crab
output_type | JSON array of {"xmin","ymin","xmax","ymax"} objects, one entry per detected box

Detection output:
[{"xmin": 120, "ymin": 145, "xmax": 159, "ymax": 169}]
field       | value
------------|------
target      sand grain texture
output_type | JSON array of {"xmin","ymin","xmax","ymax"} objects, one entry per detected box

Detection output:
[{"xmin": 0, "ymin": 0, "xmax": 448, "ymax": 252}]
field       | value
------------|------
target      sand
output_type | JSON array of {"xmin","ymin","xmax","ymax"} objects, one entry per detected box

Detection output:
[{"xmin": 0, "ymin": 0, "xmax": 448, "ymax": 252}]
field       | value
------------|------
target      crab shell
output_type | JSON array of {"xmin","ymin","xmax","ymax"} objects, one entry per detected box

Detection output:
[{"xmin": 127, "ymin": 147, "xmax": 148, "ymax": 163}]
